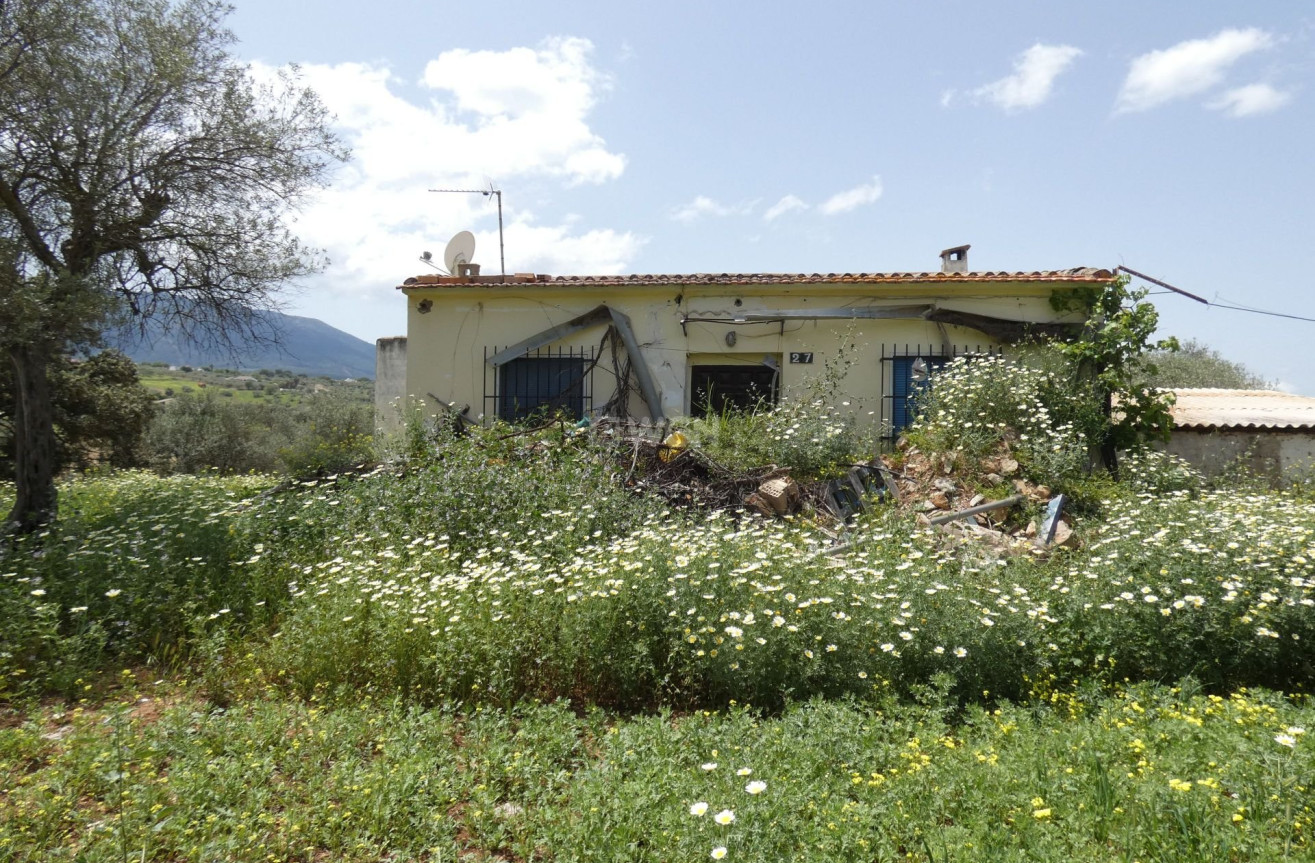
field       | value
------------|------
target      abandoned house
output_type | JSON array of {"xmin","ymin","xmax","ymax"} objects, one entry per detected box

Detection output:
[{"xmin": 375, "ymin": 246, "xmax": 1114, "ymax": 438}]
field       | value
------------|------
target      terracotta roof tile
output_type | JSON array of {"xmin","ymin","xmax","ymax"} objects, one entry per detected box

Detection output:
[
  {"xmin": 1169, "ymin": 389, "xmax": 1315, "ymax": 431},
  {"xmin": 400, "ymin": 268, "xmax": 1115, "ymax": 289}
]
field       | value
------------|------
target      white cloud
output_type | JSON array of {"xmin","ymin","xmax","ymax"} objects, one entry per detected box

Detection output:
[
  {"xmin": 670, "ymin": 196, "xmax": 755, "ymax": 222},
  {"xmin": 971, "ymin": 43, "xmax": 1083, "ymax": 112},
  {"xmin": 1116, "ymin": 28, "xmax": 1273, "ymax": 113},
  {"xmin": 763, "ymin": 194, "xmax": 808, "ymax": 221},
  {"xmin": 255, "ymin": 37, "xmax": 638, "ymax": 308},
  {"xmin": 818, "ymin": 177, "xmax": 883, "ymax": 216},
  {"xmin": 1207, "ymin": 82, "xmax": 1292, "ymax": 117}
]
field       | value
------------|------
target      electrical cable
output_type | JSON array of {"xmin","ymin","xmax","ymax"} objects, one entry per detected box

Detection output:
[{"xmin": 1121, "ymin": 266, "xmax": 1314, "ymax": 324}]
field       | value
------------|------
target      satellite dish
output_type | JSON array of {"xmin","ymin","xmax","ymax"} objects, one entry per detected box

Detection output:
[{"xmin": 444, "ymin": 231, "xmax": 476, "ymax": 274}]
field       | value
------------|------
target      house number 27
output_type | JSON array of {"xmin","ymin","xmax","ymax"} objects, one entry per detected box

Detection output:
[{"xmin": 789, "ymin": 352, "xmax": 814, "ymax": 364}]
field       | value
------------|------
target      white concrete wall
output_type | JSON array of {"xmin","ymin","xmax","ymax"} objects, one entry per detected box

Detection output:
[
  {"xmin": 374, "ymin": 336, "xmax": 408, "ymax": 434},
  {"xmin": 1164, "ymin": 429, "xmax": 1315, "ymax": 486}
]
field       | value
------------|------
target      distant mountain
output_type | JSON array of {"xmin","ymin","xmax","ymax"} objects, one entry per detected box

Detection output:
[{"xmin": 108, "ymin": 308, "xmax": 376, "ymax": 379}]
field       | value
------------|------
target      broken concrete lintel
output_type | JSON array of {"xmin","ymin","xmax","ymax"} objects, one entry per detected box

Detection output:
[
  {"xmin": 922, "ymin": 309, "xmax": 1079, "ymax": 344},
  {"xmin": 484, "ymin": 304, "xmax": 666, "ymax": 422},
  {"xmin": 485, "ymin": 305, "xmax": 613, "ymax": 368},
  {"xmin": 927, "ymin": 494, "xmax": 1025, "ymax": 526}
]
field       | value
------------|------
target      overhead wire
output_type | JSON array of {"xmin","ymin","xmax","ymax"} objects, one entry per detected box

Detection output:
[{"xmin": 1119, "ymin": 265, "xmax": 1314, "ymax": 324}]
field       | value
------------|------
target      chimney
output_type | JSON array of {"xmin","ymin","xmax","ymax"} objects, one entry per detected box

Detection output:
[{"xmin": 939, "ymin": 244, "xmax": 970, "ymax": 274}]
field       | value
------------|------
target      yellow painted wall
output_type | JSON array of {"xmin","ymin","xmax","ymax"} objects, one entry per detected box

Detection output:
[{"xmin": 398, "ymin": 280, "xmax": 1083, "ymax": 427}]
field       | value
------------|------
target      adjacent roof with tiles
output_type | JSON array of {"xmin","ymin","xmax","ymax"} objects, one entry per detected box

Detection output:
[
  {"xmin": 1169, "ymin": 389, "xmax": 1315, "ymax": 431},
  {"xmin": 400, "ymin": 267, "xmax": 1115, "ymax": 288}
]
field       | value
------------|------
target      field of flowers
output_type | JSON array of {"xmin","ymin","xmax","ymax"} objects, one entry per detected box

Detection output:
[
  {"xmin": 2, "ymin": 420, "xmax": 1314, "ymax": 860},
  {"xmin": 3, "ymin": 430, "xmax": 1315, "ymax": 708}
]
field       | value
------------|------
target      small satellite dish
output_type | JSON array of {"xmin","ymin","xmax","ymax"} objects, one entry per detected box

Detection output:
[{"xmin": 444, "ymin": 231, "xmax": 476, "ymax": 274}]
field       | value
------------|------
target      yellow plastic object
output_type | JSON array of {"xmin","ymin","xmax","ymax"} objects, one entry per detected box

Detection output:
[{"xmin": 659, "ymin": 430, "xmax": 688, "ymax": 462}]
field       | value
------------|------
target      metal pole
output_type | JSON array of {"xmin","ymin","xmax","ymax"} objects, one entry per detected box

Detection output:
[
  {"xmin": 495, "ymin": 190, "xmax": 505, "ymax": 281},
  {"xmin": 927, "ymin": 495, "xmax": 1025, "ymax": 526},
  {"xmin": 427, "ymin": 186, "xmax": 506, "ymax": 279}
]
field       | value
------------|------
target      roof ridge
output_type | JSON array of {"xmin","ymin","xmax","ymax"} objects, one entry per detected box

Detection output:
[{"xmin": 400, "ymin": 268, "xmax": 1116, "ymax": 288}]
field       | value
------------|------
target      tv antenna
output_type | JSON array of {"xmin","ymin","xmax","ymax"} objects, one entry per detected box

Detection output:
[{"xmin": 428, "ymin": 184, "xmax": 505, "ymax": 280}]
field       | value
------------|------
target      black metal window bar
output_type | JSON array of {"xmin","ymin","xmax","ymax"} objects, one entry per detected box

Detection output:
[
  {"xmin": 879, "ymin": 343, "xmax": 1000, "ymax": 444},
  {"xmin": 485, "ymin": 345, "xmax": 595, "ymax": 422}
]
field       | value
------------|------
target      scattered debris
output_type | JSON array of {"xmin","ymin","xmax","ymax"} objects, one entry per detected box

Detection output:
[
  {"xmin": 1036, "ymin": 494, "xmax": 1067, "ymax": 547},
  {"xmin": 928, "ymin": 494, "xmax": 1025, "ymax": 527}
]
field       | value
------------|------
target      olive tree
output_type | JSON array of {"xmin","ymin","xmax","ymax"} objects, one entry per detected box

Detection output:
[
  {"xmin": 1144, "ymin": 338, "xmax": 1271, "ymax": 390},
  {"xmin": 0, "ymin": 0, "xmax": 344, "ymax": 530}
]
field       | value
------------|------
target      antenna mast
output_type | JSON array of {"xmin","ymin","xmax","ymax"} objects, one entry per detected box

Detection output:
[{"xmin": 428, "ymin": 185, "xmax": 506, "ymax": 280}]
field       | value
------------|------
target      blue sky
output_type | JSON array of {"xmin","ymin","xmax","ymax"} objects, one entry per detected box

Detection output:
[{"xmin": 229, "ymin": 1, "xmax": 1314, "ymax": 392}]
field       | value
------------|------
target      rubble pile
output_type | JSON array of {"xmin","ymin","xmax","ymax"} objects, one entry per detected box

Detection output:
[
  {"xmin": 602, "ymin": 425, "xmax": 1078, "ymax": 555},
  {"xmin": 880, "ymin": 442, "xmax": 1078, "ymax": 555}
]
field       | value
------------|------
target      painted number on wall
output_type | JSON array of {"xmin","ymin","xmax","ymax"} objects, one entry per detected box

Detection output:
[{"xmin": 789, "ymin": 352, "xmax": 814, "ymax": 364}]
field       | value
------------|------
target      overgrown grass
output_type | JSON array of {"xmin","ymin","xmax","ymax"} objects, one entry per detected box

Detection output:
[
  {"xmin": 4, "ymin": 415, "xmax": 1315, "ymax": 860},
  {"xmin": 4, "ymin": 429, "xmax": 1314, "ymax": 710},
  {"xmin": 2, "ymin": 681, "xmax": 1310, "ymax": 862}
]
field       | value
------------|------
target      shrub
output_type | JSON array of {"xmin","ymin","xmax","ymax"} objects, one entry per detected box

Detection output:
[
  {"xmin": 682, "ymin": 341, "xmax": 877, "ymax": 478},
  {"xmin": 145, "ymin": 390, "xmax": 290, "ymax": 473},
  {"xmin": 145, "ymin": 389, "xmax": 376, "ymax": 476},
  {"xmin": 685, "ymin": 398, "xmax": 870, "ymax": 478},
  {"xmin": 4, "ymin": 412, "xmax": 1315, "ymax": 713},
  {"xmin": 276, "ymin": 392, "xmax": 376, "ymax": 475},
  {"xmin": 906, "ymin": 353, "xmax": 1092, "ymax": 488},
  {"xmin": 1120, "ymin": 448, "xmax": 1202, "ymax": 494},
  {"xmin": 0, "ymin": 472, "xmax": 274, "ymax": 697}
]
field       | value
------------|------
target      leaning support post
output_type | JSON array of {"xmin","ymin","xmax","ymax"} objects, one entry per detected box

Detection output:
[{"xmin": 606, "ymin": 308, "xmax": 665, "ymax": 422}]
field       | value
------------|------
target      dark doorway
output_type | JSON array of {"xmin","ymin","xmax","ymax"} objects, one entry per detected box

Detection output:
[{"xmin": 690, "ymin": 364, "xmax": 779, "ymax": 415}]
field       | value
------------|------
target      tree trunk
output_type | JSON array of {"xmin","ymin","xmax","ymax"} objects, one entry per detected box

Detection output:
[
  {"xmin": 1099, "ymin": 388, "xmax": 1120, "ymax": 480},
  {"xmin": 7, "ymin": 343, "xmax": 58, "ymax": 531}
]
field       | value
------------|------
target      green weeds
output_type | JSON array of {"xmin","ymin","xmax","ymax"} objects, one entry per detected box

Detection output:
[{"xmin": 1, "ymin": 683, "xmax": 1310, "ymax": 862}]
